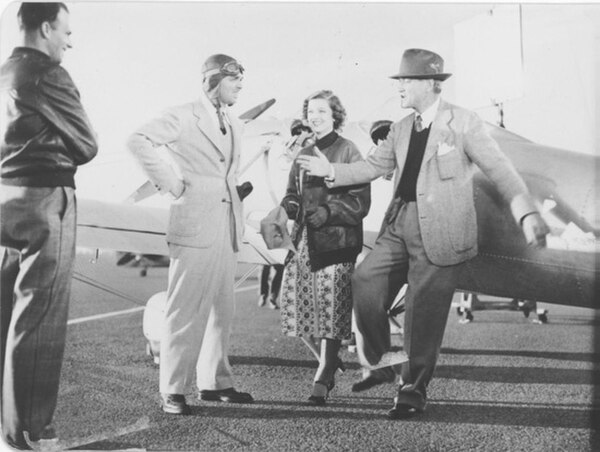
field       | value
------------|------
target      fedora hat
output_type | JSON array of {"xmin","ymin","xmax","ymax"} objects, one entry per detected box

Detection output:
[{"xmin": 389, "ymin": 48, "xmax": 452, "ymax": 81}]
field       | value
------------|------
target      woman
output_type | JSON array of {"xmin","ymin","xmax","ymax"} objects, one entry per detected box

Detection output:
[{"xmin": 280, "ymin": 90, "xmax": 371, "ymax": 405}]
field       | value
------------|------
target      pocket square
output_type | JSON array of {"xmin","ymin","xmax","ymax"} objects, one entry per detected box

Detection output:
[{"xmin": 437, "ymin": 142, "xmax": 455, "ymax": 156}]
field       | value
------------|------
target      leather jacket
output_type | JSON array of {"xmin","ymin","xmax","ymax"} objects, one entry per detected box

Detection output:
[
  {"xmin": 1, "ymin": 47, "xmax": 98, "ymax": 187},
  {"xmin": 281, "ymin": 132, "xmax": 370, "ymax": 271}
]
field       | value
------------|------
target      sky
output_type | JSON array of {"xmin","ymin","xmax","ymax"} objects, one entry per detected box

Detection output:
[{"xmin": 0, "ymin": 1, "xmax": 598, "ymax": 202}]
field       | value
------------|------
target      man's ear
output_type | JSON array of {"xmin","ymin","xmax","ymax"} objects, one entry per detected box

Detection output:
[{"xmin": 40, "ymin": 21, "xmax": 52, "ymax": 39}]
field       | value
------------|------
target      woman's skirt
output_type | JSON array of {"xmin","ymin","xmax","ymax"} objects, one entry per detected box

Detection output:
[{"xmin": 280, "ymin": 229, "xmax": 354, "ymax": 340}]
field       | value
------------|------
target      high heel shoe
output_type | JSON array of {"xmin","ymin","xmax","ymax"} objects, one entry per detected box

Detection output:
[
  {"xmin": 327, "ymin": 358, "xmax": 346, "ymax": 391},
  {"xmin": 307, "ymin": 381, "xmax": 329, "ymax": 406}
]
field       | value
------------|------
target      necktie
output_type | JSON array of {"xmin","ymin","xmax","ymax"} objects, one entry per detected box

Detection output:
[
  {"xmin": 216, "ymin": 105, "xmax": 227, "ymax": 135},
  {"xmin": 414, "ymin": 114, "xmax": 423, "ymax": 132}
]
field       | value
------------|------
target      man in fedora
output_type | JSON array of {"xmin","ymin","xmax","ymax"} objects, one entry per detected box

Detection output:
[{"xmin": 297, "ymin": 48, "xmax": 548, "ymax": 419}]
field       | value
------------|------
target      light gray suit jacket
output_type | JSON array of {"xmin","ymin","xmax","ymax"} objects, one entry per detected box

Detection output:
[
  {"xmin": 127, "ymin": 99, "xmax": 244, "ymax": 250},
  {"xmin": 332, "ymin": 100, "xmax": 536, "ymax": 266}
]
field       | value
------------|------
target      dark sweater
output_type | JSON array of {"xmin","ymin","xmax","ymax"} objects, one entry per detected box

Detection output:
[{"xmin": 395, "ymin": 125, "xmax": 431, "ymax": 201}]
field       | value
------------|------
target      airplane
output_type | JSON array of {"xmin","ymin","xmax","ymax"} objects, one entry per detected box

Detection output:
[{"xmin": 74, "ymin": 99, "xmax": 599, "ymax": 362}]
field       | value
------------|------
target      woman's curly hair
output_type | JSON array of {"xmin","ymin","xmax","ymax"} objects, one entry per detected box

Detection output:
[{"xmin": 302, "ymin": 90, "xmax": 347, "ymax": 131}]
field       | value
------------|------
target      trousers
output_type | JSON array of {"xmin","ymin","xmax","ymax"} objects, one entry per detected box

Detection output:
[
  {"xmin": 159, "ymin": 207, "xmax": 237, "ymax": 394},
  {"xmin": 1, "ymin": 185, "xmax": 76, "ymax": 448},
  {"xmin": 260, "ymin": 265, "xmax": 284, "ymax": 299},
  {"xmin": 352, "ymin": 201, "xmax": 460, "ymax": 410}
]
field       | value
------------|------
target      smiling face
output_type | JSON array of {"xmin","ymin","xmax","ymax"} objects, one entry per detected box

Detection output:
[
  {"xmin": 217, "ymin": 74, "xmax": 244, "ymax": 106},
  {"xmin": 397, "ymin": 78, "xmax": 435, "ymax": 113},
  {"xmin": 306, "ymin": 98, "xmax": 334, "ymax": 139},
  {"xmin": 45, "ymin": 8, "xmax": 72, "ymax": 63}
]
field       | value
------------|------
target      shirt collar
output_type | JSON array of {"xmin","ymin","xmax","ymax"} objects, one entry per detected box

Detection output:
[{"xmin": 417, "ymin": 97, "xmax": 441, "ymax": 129}]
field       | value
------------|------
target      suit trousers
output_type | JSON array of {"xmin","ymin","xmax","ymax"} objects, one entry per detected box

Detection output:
[
  {"xmin": 352, "ymin": 201, "xmax": 460, "ymax": 410},
  {"xmin": 160, "ymin": 207, "xmax": 237, "ymax": 394},
  {"xmin": 0, "ymin": 186, "xmax": 76, "ymax": 448}
]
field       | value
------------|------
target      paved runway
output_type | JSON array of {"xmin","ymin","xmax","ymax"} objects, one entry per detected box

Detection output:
[{"xmin": 19, "ymin": 249, "xmax": 599, "ymax": 451}]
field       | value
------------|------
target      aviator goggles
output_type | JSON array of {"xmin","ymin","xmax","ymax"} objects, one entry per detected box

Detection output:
[{"xmin": 204, "ymin": 61, "xmax": 245, "ymax": 78}]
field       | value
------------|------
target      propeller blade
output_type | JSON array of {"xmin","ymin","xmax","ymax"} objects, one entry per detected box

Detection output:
[
  {"xmin": 124, "ymin": 180, "xmax": 157, "ymax": 204},
  {"xmin": 239, "ymin": 98, "xmax": 276, "ymax": 123}
]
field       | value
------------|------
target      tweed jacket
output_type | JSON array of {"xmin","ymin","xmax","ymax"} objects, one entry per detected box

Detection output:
[
  {"xmin": 331, "ymin": 100, "xmax": 536, "ymax": 266},
  {"xmin": 128, "ymin": 99, "xmax": 244, "ymax": 250}
]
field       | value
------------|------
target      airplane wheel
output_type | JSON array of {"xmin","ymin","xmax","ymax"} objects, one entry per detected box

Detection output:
[
  {"xmin": 466, "ymin": 310, "xmax": 474, "ymax": 322},
  {"xmin": 538, "ymin": 312, "xmax": 548, "ymax": 324},
  {"xmin": 140, "ymin": 268, "xmax": 147, "ymax": 277}
]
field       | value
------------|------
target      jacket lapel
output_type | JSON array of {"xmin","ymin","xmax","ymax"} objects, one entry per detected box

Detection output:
[
  {"xmin": 423, "ymin": 100, "xmax": 454, "ymax": 164},
  {"xmin": 392, "ymin": 117, "xmax": 413, "ymax": 193},
  {"xmin": 193, "ymin": 100, "xmax": 225, "ymax": 158},
  {"xmin": 228, "ymin": 116, "xmax": 242, "ymax": 177}
]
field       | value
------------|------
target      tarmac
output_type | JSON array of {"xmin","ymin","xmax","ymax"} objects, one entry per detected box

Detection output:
[{"xmin": 7, "ymin": 249, "xmax": 598, "ymax": 451}]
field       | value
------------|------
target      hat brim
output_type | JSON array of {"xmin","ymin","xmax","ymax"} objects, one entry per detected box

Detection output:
[{"xmin": 389, "ymin": 73, "xmax": 452, "ymax": 81}]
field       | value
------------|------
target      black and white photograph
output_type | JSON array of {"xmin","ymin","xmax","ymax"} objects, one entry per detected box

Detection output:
[{"xmin": 0, "ymin": 1, "xmax": 598, "ymax": 450}]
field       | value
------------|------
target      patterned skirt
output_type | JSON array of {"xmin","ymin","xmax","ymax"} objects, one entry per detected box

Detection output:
[{"xmin": 280, "ymin": 229, "xmax": 354, "ymax": 340}]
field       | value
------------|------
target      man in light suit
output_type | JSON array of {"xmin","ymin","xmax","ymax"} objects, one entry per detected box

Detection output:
[
  {"xmin": 128, "ymin": 54, "xmax": 253, "ymax": 415},
  {"xmin": 297, "ymin": 48, "xmax": 548, "ymax": 419}
]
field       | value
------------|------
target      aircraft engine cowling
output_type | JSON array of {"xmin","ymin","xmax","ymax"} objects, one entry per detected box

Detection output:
[{"xmin": 142, "ymin": 291, "xmax": 167, "ymax": 364}]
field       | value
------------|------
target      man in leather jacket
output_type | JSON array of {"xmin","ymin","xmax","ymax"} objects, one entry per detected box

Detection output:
[{"xmin": 0, "ymin": 3, "xmax": 97, "ymax": 448}]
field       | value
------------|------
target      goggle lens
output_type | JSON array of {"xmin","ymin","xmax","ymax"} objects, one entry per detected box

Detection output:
[{"xmin": 222, "ymin": 61, "xmax": 244, "ymax": 76}]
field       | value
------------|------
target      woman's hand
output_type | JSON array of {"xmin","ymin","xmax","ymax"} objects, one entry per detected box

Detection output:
[{"xmin": 306, "ymin": 206, "xmax": 329, "ymax": 228}]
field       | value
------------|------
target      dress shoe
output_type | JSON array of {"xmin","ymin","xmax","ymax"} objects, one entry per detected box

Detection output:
[
  {"xmin": 199, "ymin": 387, "xmax": 254, "ymax": 404},
  {"xmin": 307, "ymin": 381, "xmax": 329, "ymax": 406},
  {"xmin": 160, "ymin": 393, "xmax": 191, "ymax": 415},
  {"xmin": 267, "ymin": 295, "xmax": 279, "ymax": 310},
  {"xmin": 351, "ymin": 366, "xmax": 396, "ymax": 392},
  {"xmin": 387, "ymin": 402, "xmax": 420, "ymax": 420}
]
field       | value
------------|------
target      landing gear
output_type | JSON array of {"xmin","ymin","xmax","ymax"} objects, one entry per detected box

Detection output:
[{"xmin": 455, "ymin": 294, "xmax": 549, "ymax": 324}]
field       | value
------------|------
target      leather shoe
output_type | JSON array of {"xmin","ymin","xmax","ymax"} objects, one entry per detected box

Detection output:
[
  {"xmin": 161, "ymin": 393, "xmax": 191, "ymax": 415},
  {"xmin": 387, "ymin": 402, "xmax": 420, "ymax": 420},
  {"xmin": 351, "ymin": 366, "xmax": 396, "ymax": 392},
  {"xmin": 199, "ymin": 387, "xmax": 254, "ymax": 404},
  {"xmin": 267, "ymin": 295, "xmax": 279, "ymax": 310}
]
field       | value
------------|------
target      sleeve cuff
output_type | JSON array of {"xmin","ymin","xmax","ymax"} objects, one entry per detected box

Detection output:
[{"xmin": 510, "ymin": 193, "xmax": 538, "ymax": 225}]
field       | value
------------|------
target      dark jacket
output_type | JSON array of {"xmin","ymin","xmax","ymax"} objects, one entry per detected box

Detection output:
[
  {"xmin": 0, "ymin": 47, "xmax": 98, "ymax": 187},
  {"xmin": 281, "ymin": 132, "xmax": 370, "ymax": 271}
]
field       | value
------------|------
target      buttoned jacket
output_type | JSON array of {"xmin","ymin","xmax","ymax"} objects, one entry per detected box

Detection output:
[
  {"xmin": 331, "ymin": 100, "xmax": 536, "ymax": 266},
  {"xmin": 128, "ymin": 100, "xmax": 244, "ymax": 249}
]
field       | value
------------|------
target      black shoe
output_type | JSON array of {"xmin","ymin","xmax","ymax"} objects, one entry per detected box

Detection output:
[
  {"xmin": 161, "ymin": 393, "xmax": 191, "ymax": 415},
  {"xmin": 351, "ymin": 366, "xmax": 396, "ymax": 392},
  {"xmin": 307, "ymin": 381, "xmax": 329, "ymax": 406},
  {"xmin": 387, "ymin": 402, "xmax": 420, "ymax": 420},
  {"xmin": 199, "ymin": 388, "xmax": 254, "ymax": 404},
  {"xmin": 267, "ymin": 295, "xmax": 279, "ymax": 310}
]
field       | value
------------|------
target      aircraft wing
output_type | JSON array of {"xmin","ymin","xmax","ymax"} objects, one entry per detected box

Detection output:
[{"xmin": 77, "ymin": 199, "xmax": 287, "ymax": 266}]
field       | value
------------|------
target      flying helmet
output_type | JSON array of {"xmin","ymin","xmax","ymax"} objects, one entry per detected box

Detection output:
[{"xmin": 202, "ymin": 54, "xmax": 244, "ymax": 91}]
